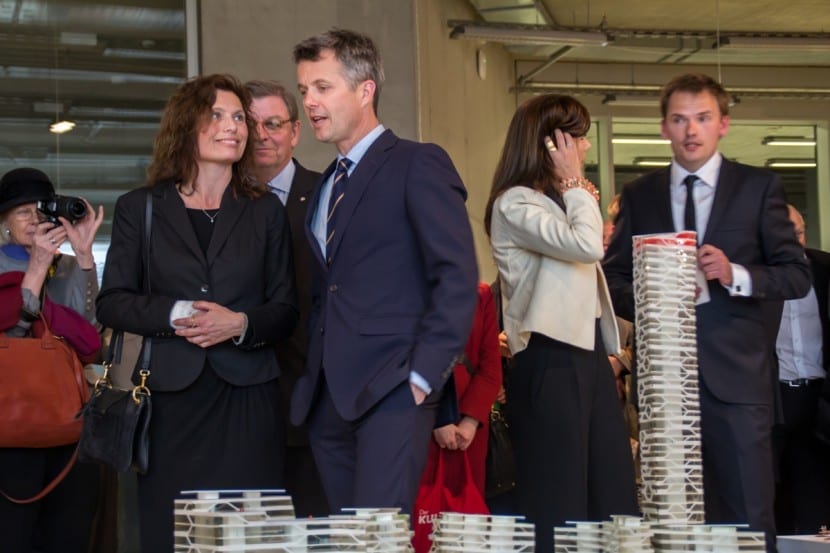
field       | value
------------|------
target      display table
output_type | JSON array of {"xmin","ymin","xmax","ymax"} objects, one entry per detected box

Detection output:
[{"xmin": 779, "ymin": 535, "xmax": 830, "ymax": 553}]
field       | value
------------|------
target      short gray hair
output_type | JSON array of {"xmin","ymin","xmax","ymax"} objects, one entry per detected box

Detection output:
[
  {"xmin": 244, "ymin": 80, "xmax": 299, "ymax": 121},
  {"xmin": 293, "ymin": 28, "xmax": 384, "ymax": 114}
]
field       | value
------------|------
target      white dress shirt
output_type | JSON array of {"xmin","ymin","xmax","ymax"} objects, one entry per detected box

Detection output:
[
  {"xmin": 776, "ymin": 285, "xmax": 825, "ymax": 381},
  {"xmin": 669, "ymin": 153, "xmax": 751, "ymax": 297},
  {"xmin": 266, "ymin": 159, "xmax": 296, "ymax": 206}
]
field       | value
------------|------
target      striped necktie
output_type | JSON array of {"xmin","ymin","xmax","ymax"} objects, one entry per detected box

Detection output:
[{"xmin": 326, "ymin": 157, "xmax": 353, "ymax": 248}]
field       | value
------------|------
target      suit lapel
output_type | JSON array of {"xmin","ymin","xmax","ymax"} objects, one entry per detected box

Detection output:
[
  {"xmin": 206, "ymin": 185, "xmax": 246, "ymax": 266},
  {"xmin": 154, "ymin": 182, "xmax": 205, "ymax": 264},
  {"xmin": 286, "ymin": 161, "xmax": 316, "ymax": 220},
  {"xmin": 703, "ymin": 158, "xmax": 738, "ymax": 244},
  {"xmin": 326, "ymin": 130, "xmax": 396, "ymax": 263},
  {"xmin": 653, "ymin": 167, "xmax": 675, "ymax": 232}
]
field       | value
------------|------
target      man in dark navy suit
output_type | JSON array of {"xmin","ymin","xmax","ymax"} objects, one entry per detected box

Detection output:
[
  {"xmin": 773, "ymin": 205, "xmax": 830, "ymax": 534},
  {"xmin": 603, "ymin": 73, "xmax": 810, "ymax": 551},
  {"xmin": 291, "ymin": 29, "xmax": 477, "ymax": 514},
  {"xmin": 246, "ymin": 79, "xmax": 328, "ymax": 517}
]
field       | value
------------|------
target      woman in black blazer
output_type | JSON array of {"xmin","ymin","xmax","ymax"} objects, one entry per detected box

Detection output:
[{"xmin": 97, "ymin": 74, "xmax": 297, "ymax": 552}]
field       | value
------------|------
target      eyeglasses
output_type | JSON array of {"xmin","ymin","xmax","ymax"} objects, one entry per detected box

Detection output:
[
  {"xmin": 258, "ymin": 117, "xmax": 294, "ymax": 133},
  {"xmin": 11, "ymin": 207, "xmax": 46, "ymax": 222}
]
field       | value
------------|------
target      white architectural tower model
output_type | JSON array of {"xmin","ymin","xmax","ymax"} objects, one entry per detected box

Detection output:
[{"xmin": 632, "ymin": 231, "xmax": 705, "ymax": 524}]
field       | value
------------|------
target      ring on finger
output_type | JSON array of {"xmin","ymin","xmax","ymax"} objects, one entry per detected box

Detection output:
[
  {"xmin": 547, "ymin": 144, "xmax": 557, "ymax": 152},
  {"xmin": 190, "ymin": 316, "xmax": 196, "ymax": 328},
  {"xmin": 49, "ymin": 238, "xmax": 56, "ymax": 244}
]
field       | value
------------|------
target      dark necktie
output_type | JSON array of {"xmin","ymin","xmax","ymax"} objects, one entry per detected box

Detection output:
[
  {"xmin": 326, "ymin": 157, "xmax": 352, "ymax": 248},
  {"xmin": 683, "ymin": 174, "xmax": 697, "ymax": 232}
]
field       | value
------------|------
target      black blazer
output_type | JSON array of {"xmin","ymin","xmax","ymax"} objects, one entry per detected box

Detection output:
[
  {"xmin": 97, "ymin": 181, "xmax": 298, "ymax": 392},
  {"xmin": 291, "ymin": 130, "xmax": 478, "ymax": 424},
  {"xmin": 603, "ymin": 158, "xmax": 811, "ymax": 405},
  {"xmin": 274, "ymin": 160, "xmax": 321, "ymax": 445},
  {"xmin": 806, "ymin": 248, "xmax": 830, "ymax": 371}
]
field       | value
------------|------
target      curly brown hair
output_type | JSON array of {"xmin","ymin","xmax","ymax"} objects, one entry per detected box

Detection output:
[{"xmin": 146, "ymin": 74, "xmax": 264, "ymax": 198}]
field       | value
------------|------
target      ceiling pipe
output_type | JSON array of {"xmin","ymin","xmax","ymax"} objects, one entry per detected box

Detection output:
[{"xmin": 512, "ymin": 82, "xmax": 830, "ymax": 100}]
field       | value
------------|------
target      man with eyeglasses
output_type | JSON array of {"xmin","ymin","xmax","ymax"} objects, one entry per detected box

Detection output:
[{"xmin": 244, "ymin": 80, "xmax": 327, "ymax": 517}]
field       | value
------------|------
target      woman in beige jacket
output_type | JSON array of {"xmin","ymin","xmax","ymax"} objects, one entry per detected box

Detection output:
[{"xmin": 485, "ymin": 95, "xmax": 638, "ymax": 551}]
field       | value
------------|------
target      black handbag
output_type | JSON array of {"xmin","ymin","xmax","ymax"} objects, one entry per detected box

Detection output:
[
  {"xmin": 78, "ymin": 332, "xmax": 152, "ymax": 473},
  {"xmin": 458, "ymin": 353, "xmax": 516, "ymax": 498},
  {"xmin": 485, "ymin": 404, "xmax": 516, "ymax": 498},
  {"xmin": 78, "ymin": 191, "xmax": 153, "ymax": 474}
]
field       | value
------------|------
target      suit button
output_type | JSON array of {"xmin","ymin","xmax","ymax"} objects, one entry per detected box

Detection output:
[
  {"xmin": 200, "ymin": 284, "xmax": 209, "ymax": 293},
  {"xmin": 329, "ymin": 284, "xmax": 338, "ymax": 292},
  {"xmin": 320, "ymin": 327, "xmax": 325, "ymax": 334}
]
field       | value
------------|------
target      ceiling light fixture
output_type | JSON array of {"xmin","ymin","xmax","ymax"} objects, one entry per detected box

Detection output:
[
  {"xmin": 612, "ymin": 135, "xmax": 671, "ymax": 145},
  {"xmin": 449, "ymin": 23, "xmax": 609, "ymax": 46},
  {"xmin": 49, "ymin": 121, "xmax": 76, "ymax": 134},
  {"xmin": 765, "ymin": 159, "xmax": 817, "ymax": 168},
  {"xmin": 59, "ymin": 32, "xmax": 97, "ymax": 47},
  {"xmin": 602, "ymin": 94, "xmax": 659, "ymax": 107},
  {"xmin": 716, "ymin": 36, "xmax": 830, "ymax": 50},
  {"xmin": 633, "ymin": 157, "xmax": 672, "ymax": 167},
  {"xmin": 103, "ymin": 48, "xmax": 186, "ymax": 61},
  {"xmin": 761, "ymin": 136, "xmax": 817, "ymax": 147}
]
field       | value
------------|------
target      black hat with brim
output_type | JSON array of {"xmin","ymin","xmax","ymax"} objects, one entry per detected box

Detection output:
[{"xmin": 0, "ymin": 168, "xmax": 56, "ymax": 215}]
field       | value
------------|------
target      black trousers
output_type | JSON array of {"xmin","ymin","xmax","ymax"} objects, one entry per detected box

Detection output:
[
  {"xmin": 284, "ymin": 444, "xmax": 330, "ymax": 517},
  {"xmin": 699, "ymin": 380, "xmax": 777, "ymax": 552},
  {"xmin": 0, "ymin": 443, "xmax": 100, "ymax": 553},
  {"xmin": 138, "ymin": 365, "xmax": 284, "ymax": 553},
  {"xmin": 510, "ymin": 327, "xmax": 638, "ymax": 552},
  {"xmin": 773, "ymin": 379, "xmax": 830, "ymax": 534}
]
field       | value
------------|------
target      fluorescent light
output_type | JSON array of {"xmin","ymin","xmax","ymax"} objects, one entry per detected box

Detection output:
[
  {"xmin": 633, "ymin": 157, "xmax": 671, "ymax": 167},
  {"xmin": 450, "ymin": 23, "xmax": 609, "ymax": 46},
  {"xmin": 765, "ymin": 159, "xmax": 817, "ymax": 168},
  {"xmin": 67, "ymin": 106, "xmax": 163, "ymax": 119},
  {"xmin": 717, "ymin": 36, "xmax": 830, "ymax": 50},
  {"xmin": 761, "ymin": 136, "xmax": 816, "ymax": 147},
  {"xmin": 49, "ymin": 121, "xmax": 76, "ymax": 134},
  {"xmin": 613, "ymin": 136, "xmax": 670, "ymax": 145},
  {"xmin": 103, "ymin": 48, "xmax": 186, "ymax": 61},
  {"xmin": 602, "ymin": 94, "xmax": 658, "ymax": 107},
  {"xmin": 60, "ymin": 32, "xmax": 97, "ymax": 47}
]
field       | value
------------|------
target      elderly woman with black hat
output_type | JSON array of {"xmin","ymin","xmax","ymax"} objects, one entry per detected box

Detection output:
[{"xmin": 0, "ymin": 167, "xmax": 104, "ymax": 553}]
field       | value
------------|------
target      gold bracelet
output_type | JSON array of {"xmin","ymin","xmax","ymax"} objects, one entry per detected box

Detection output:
[{"xmin": 559, "ymin": 176, "xmax": 600, "ymax": 201}]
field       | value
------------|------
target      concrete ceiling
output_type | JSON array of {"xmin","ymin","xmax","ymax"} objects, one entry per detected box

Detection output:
[
  {"xmin": 0, "ymin": 0, "xmax": 185, "ymax": 203},
  {"xmin": 0, "ymin": 0, "xmax": 825, "ymax": 204},
  {"xmin": 456, "ymin": 0, "xmax": 828, "ymax": 170}
]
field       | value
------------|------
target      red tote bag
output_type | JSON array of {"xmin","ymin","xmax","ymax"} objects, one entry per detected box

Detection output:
[{"xmin": 412, "ymin": 449, "xmax": 490, "ymax": 553}]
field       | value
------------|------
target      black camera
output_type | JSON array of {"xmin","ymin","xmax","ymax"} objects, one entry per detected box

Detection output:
[{"xmin": 37, "ymin": 195, "xmax": 87, "ymax": 225}]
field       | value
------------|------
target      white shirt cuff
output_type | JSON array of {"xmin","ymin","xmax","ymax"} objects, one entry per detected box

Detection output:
[
  {"xmin": 169, "ymin": 300, "xmax": 197, "ymax": 329},
  {"xmin": 409, "ymin": 371, "xmax": 432, "ymax": 395},
  {"xmin": 725, "ymin": 264, "xmax": 752, "ymax": 296}
]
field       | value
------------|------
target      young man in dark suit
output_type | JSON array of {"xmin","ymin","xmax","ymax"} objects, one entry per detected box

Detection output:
[
  {"xmin": 773, "ymin": 205, "xmax": 830, "ymax": 534},
  {"xmin": 603, "ymin": 73, "xmax": 811, "ymax": 551},
  {"xmin": 245, "ymin": 80, "xmax": 328, "ymax": 517},
  {"xmin": 291, "ymin": 29, "xmax": 477, "ymax": 514}
]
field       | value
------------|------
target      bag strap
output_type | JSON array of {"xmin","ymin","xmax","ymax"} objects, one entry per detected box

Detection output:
[
  {"xmin": 141, "ymin": 190, "xmax": 152, "ymax": 379},
  {"xmin": 1, "ymin": 448, "xmax": 78, "ymax": 505}
]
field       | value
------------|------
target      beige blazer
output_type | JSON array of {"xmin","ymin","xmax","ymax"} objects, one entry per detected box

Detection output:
[{"xmin": 490, "ymin": 185, "xmax": 620, "ymax": 356}]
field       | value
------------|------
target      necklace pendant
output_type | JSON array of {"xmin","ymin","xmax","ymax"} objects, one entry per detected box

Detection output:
[{"xmin": 201, "ymin": 208, "xmax": 219, "ymax": 224}]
